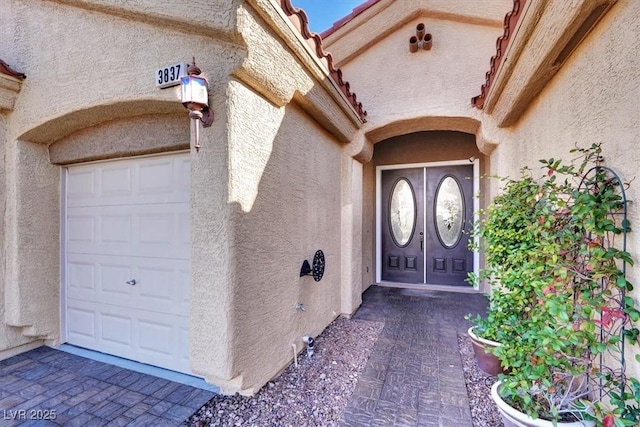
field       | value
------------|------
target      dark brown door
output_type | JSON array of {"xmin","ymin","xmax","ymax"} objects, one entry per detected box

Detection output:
[
  {"xmin": 381, "ymin": 165, "xmax": 473, "ymax": 285},
  {"xmin": 381, "ymin": 168, "xmax": 424, "ymax": 283},
  {"xmin": 424, "ymin": 165, "xmax": 473, "ymax": 285}
]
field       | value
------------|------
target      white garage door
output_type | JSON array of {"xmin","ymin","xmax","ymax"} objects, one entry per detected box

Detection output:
[{"xmin": 64, "ymin": 153, "xmax": 191, "ymax": 374}]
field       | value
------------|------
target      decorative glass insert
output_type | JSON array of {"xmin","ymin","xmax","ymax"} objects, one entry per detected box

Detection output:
[
  {"xmin": 435, "ymin": 176, "xmax": 464, "ymax": 248},
  {"xmin": 389, "ymin": 178, "xmax": 416, "ymax": 247}
]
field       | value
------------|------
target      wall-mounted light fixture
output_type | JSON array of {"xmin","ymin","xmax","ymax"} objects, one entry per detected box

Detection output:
[
  {"xmin": 300, "ymin": 250, "xmax": 325, "ymax": 282},
  {"xmin": 409, "ymin": 23, "xmax": 432, "ymax": 53},
  {"xmin": 181, "ymin": 58, "xmax": 214, "ymax": 152}
]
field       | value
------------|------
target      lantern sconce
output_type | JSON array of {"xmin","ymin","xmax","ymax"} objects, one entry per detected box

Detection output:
[
  {"xmin": 180, "ymin": 58, "xmax": 214, "ymax": 152},
  {"xmin": 409, "ymin": 23, "xmax": 432, "ymax": 53}
]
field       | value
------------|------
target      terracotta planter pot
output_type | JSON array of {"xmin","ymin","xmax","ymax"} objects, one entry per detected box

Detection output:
[
  {"xmin": 491, "ymin": 381, "xmax": 595, "ymax": 427},
  {"xmin": 467, "ymin": 326, "xmax": 504, "ymax": 375}
]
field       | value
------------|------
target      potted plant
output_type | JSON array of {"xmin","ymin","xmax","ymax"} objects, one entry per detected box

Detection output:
[
  {"xmin": 484, "ymin": 144, "xmax": 640, "ymax": 426},
  {"xmin": 466, "ymin": 171, "xmax": 550, "ymax": 375}
]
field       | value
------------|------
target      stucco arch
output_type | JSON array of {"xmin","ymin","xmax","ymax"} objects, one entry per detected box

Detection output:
[
  {"xmin": 364, "ymin": 115, "xmax": 498, "ymax": 156},
  {"xmin": 17, "ymin": 99, "xmax": 185, "ymax": 146},
  {"xmin": 3, "ymin": 99, "xmax": 192, "ymax": 347}
]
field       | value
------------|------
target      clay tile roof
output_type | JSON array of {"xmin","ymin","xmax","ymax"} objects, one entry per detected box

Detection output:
[
  {"xmin": 0, "ymin": 59, "xmax": 26, "ymax": 80},
  {"xmin": 472, "ymin": 0, "xmax": 526, "ymax": 109},
  {"xmin": 320, "ymin": 0, "xmax": 381, "ymax": 39},
  {"xmin": 279, "ymin": 0, "xmax": 367, "ymax": 122}
]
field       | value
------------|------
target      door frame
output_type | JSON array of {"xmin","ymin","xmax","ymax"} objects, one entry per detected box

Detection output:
[{"xmin": 375, "ymin": 158, "xmax": 480, "ymax": 288}]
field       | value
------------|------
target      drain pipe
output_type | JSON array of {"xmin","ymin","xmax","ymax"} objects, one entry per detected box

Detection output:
[
  {"xmin": 292, "ymin": 343, "xmax": 298, "ymax": 368},
  {"xmin": 302, "ymin": 336, "xmax": 315, "ymax": 359}
]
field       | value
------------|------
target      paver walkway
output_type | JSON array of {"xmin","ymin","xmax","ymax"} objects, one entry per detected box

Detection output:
[
  {"xmin": 0, "ymin": 285, "xmax": 487, "ymax": 426},
  {"xmin": 340, "ymin": 285, "xmax": 488, "ymax": 427},
  {"xmin": 0, "ymin": 347, "xmax": 214, "ymax": 426}
]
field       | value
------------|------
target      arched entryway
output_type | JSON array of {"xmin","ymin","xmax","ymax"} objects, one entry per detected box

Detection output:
[{"xmin": 363, "ymin": 130, "xmax": 485, "ymax": 289}]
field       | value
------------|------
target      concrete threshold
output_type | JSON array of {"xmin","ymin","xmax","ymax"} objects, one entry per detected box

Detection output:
[
  {"xmin": 376, "ymin": 281, "xmax": 482, "ymax": 294},
  {"xmin": 56, "ymin": 344, "xmax": 219, "ymax": 392}
]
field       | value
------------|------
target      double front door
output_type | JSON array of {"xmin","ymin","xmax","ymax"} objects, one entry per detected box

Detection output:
[{"xmin": 381, "ymin": 165, "xmax": 473, "ymax": 285}]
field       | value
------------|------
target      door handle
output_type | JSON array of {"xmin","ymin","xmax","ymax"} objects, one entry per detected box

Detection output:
[
  {"xmin": 419, "ymin": 232, "xmax": 424, "ymax": 252},
  {"xmin": 126, "ymin": 279, "xmax": 136, "ymax": 286}
]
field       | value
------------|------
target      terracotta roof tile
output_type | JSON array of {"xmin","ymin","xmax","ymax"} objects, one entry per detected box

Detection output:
[
  {"xmin": 279, "ymin": 0, "xmax": 367, "ymax": 122},
  {"xmin": 320, "ymin": 0, "xmax": 381, "ymax": 39},
  {"xmin": 472, "ymin": 0, "xmax": 526, "ymax": 109},
  {"xmin": 0, "ymin": 59, "xmax": 26, "ymax": 80}
]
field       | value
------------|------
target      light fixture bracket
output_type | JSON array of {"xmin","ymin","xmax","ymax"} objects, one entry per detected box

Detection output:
[{"xmin": 181, "ymin": 58, "xmax": 214, "ymax": 151}]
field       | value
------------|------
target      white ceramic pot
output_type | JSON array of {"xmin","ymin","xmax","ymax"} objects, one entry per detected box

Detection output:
[{"xmin": 490, "ymin": 381, "xmax": 595, "ymax": 427}]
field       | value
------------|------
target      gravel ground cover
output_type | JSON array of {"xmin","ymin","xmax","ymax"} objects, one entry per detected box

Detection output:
[
  {"xmin": 459, "ymin": 334, "xmax": 503, "ymax": 427},
  {"xmin": 185, "ymin": 316, "xmax": 384, "ymax": 426},
  {"xmin": 185, "ymin": 315, "xmax": 502, "ymax": 426}
]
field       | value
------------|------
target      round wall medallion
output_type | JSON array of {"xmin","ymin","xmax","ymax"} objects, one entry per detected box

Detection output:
[{"xmin": 312, "ymin": 250, "xmax": 325, "ymax": 282}]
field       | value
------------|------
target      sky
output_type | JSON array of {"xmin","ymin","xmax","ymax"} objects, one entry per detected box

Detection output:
[{"xmin": 290, "ymin": 0, "xmax": 366, "ymax": 34}]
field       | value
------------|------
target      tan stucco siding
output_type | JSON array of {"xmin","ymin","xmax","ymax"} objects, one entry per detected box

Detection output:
[
  {"xmin": 336, "ymin": 16, "xmax": 501, "ymax": 139},
  {"xmin": 49, "ymin": 114, "xmax": 190, "ymax": 165},
  {"xmin": 223, "ymin": 84, "xmax": 344, "ymax": 392},
  {"xmin": 6, "ymin": 0, "xmax": 244, "ymax": 145},
  {"xmin": 236, "ymin": 2, "xmax": 362, "ymax": 144},
  {"xmin": 0, "ymin": 0, "xmax": 243, "ymax": 359},
  {"xmin": 484, "ymin": 0, "xmax": 640, "ymax": 379},
  {"xmin": 0, "ymin": 115, "xmax": 41, "ymax": 358}
]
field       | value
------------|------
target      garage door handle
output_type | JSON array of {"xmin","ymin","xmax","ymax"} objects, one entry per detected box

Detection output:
[{"xmin": 126, "ymin": 279, "xmax": 136, "ymax": 286}]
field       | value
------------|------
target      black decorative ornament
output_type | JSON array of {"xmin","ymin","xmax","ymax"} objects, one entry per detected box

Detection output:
[
  {"xmin": 300, "ymin": 250, "xmax": 325, "ymax": 282},
  {"xmin": 311, "ymin": 250, "xmax": 325, "ymax": 282},
  {"xmin": 300, "ymin": 260, "xmax": 312, "ymax": 277}
]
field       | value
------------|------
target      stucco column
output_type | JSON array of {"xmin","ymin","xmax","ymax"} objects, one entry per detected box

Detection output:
[
  {"xmin": 188, "ymin": 99, "xmax": 240, "ymax": 390},
  {"xmin": 340, "ymin": 156, "xmax": 363, "ymax": 316},
  {"xmin": 3, "ymin": 138, "xmax": 59, "ymax": 339}
]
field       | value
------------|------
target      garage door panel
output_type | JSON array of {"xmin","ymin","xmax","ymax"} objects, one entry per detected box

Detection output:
[
  {"xmin": 102, "ymin": 214, "xmax": 132, "ymax": 244},
  {"xmin": 67, "ymin": 307, "xmax": 97, "ymax": 340},
  {"xmin": 67, "ymin": 215, "xmax": 95, "ymax": 243},
  {"xmin": 137, "ymin": 313, "xmax": 190, "ymax": 373},
  {"xmin": 139, "ymin": 320, "xmax": 174, "ymax": 356},
  {"xmin": 67, "ymin": 205, "xmax": 190, "ymax": 260},
  {"xmin": 67, "ymin": 254, "xmax": 188, "ymax": 316},
  {"xmin": 65, "ymin": 154, "xmax": 191, "ymax": 374},
  {"xmin": 136, "ymin": 261, "xmax": 190, "ymax": 316},
  {"xmin": 100, "ymin": 263, "xmax": 134, "ymax": 296},
  {"xmin": 68, "ymin": 261, "xmax": 96, "ymax": 291},
  {"xmin": 137, "ymin": 265, "xmax": 176, "ymax": 302},
  {"xmin": 67, "ymin": 301, "xmax": 135, "ymax": 362},
  {"xmin": 101, "ymin": 313, "xmax": 133, "ymax": 347},
  {"xmin": 67, "ymin": 291, "xmax": 190, "ymax": 373},
  {"xmin": 68, "ymin": 254, "xmax": 134, "ymax": 304},
  {"xmin": 67, "ymin": 155, "xmax": 189, "ymax": 207},
  {"xmin": 139, "ymin": 213, "xmax": 174, "ymax": 244},
  {"xmin": 179, "ymin": 325, "xmax": 189, "ymax": 366},
  {"xmin": 179, "ymin": 268, "xmax": 190, "ymax": 305},
  {"xmin": 138, "ymin": 159, "xmax": 174, "ymax": 196},
  {"xmin": 67, "ymin": 169, "xmax": 97, "ymax": 202},
  {"xmin": 101, "ymin": 165, "xmax": 132, "ymax": 197}
]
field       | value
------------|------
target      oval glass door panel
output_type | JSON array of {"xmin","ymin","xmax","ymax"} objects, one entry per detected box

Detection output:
[
  {"xmin": 435, "ymin": 176, "xmax": 464, "ymax": 248},
  {"xmin": 389, "ymin": 178, "xmax": 416, "ymax": 247}
]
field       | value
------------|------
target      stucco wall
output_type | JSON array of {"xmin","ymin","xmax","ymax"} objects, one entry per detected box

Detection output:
[
  {"xmin": 329, "ymin": 5, "xmax": 505, "ymax": 143},
  {"xmin": 0, "ymin": 0, "xmax": 244, "ymax": 358},
  {"xmin": 0, "ymin": 115, "xmax": 42, "ymax": 359},
  {"xmin": 49, "ymin": 114, "xmax": 190, "ymax": 165},
  {"xmin": 483, "ymin": 0, "xmax": 640, "ymax": 379},
  {"xmin": 227, "ymin": 84, "xmax": 343, "ymax": 392},
  {"xmin": 1, "ymin": 0, "xmax": 367, "ymax": 396},
  {"xmin": 187, "ymin": 1, "xmax": 366, "ymax": 393}
]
